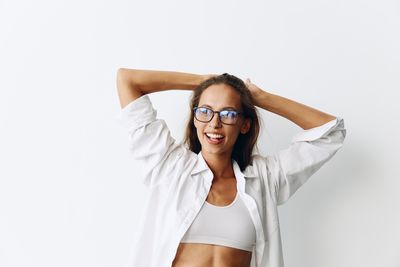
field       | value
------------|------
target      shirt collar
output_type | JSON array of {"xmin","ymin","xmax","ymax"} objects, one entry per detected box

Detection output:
[{"xmin": 190, "ymin": 150, "xmax": 257, "ymax": 179}]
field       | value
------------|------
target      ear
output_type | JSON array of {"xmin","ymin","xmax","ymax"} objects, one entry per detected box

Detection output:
[{"xmin": 240, "ymin": 118, "xmax": 251, "ymax": 134}]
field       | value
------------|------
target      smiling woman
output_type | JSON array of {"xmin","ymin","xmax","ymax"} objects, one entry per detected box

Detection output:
[
  {"xmin": 185, "ymin": 75, "xmax": 260, "ymax": 176},
  {"xmin": 115, "ymin": 68, "xmax": 346, "ymax": 267}
]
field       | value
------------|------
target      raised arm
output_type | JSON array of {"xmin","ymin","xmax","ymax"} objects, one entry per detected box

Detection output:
[
  {"xmin": 115, "ymin": 69, "xmax": 216, "ymax": 188},
  {"xmin": 116, "ymin": 68, "xmax": 207, "ymax": 108},
  {"xmin": 244, "ymin": 79, "xmax": 346, "ymax": 205},
  {"xmin": 245, "ymin": 79, "xmax": 337, "ymax": 129}
]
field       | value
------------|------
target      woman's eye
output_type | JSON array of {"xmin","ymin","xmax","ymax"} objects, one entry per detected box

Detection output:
[{"xmin": 222, "ymin": 111, "xmax": 236, "ymax": 118}]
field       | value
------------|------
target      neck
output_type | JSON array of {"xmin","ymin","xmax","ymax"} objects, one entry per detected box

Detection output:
[{"xmin": 201, "ymin": 150, "xmax": 234, "ymax": 180}]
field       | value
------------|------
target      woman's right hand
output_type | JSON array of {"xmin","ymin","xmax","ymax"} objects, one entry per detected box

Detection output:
[{"xmin": 202, "ymin": 74, "xmax": 219, "ymax": 82}]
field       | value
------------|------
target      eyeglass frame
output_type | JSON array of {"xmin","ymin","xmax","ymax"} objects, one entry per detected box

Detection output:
[{"xmin": 193, "ymin": 106, "xmax": 244, "ymax": 125}]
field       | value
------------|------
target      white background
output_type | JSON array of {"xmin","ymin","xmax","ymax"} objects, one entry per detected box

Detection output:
[{"xmin": 1, "ymin": 0, "xmax": 399, "ymax": 266}]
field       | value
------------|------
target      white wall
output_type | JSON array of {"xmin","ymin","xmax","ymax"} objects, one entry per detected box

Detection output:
[{"xmin": 1, "ymin": 0, "xmax": 399, "ymax": 266}]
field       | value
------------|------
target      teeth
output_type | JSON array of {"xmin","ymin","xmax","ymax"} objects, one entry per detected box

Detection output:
[{"xmin": 206, "ymin": 133, "xmax": 224, "ymax": 138}]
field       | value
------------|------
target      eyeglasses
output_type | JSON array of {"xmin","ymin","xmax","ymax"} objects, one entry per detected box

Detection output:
[{"xmin": 193, "ymin": 106, "xmax": 243, "ymax": 125}]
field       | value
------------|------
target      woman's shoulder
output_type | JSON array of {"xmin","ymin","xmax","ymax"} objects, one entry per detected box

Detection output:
[{"xmin": 241, "ymin": 153, "xmax": 270, "ymax": 176}]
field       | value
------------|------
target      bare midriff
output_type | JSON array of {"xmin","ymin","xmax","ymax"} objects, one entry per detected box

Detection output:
[{"xmin": 171, "ymin": 242, "xmax": 252, "ymax": 267}]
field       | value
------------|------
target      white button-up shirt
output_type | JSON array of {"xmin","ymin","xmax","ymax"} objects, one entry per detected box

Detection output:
[{"xmin": 115, "ymin": 94, "xmax": 346, "ymax": 267}]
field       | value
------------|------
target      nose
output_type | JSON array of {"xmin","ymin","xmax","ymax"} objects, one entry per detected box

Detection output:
[{"xmin": 209, "ymin": 112, "xmax": 222, "ymax": 128}]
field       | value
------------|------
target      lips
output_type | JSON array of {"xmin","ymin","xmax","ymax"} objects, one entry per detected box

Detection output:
[
  {"xmin": 204, "ymin": 133, "xmax": 225, "ymax": 144},
  {"xmin": 204, "ymin": 132, "xmax": 225, "ymax": 138}
]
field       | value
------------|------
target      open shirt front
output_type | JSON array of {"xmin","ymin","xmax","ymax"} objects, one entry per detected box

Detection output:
[{"xmin": 115, "ymin": 94, "xmax": 346, "ymax": 267}]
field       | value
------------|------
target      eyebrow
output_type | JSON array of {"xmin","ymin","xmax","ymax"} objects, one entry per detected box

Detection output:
[{"xmin": 200, "ymin": 104, "xmax": 239, "ymax": 110}]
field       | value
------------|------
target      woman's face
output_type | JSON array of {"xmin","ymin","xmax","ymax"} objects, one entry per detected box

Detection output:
[{"xmin": 194, "ymin": 83, "xmax": 251, "ymax": 156}]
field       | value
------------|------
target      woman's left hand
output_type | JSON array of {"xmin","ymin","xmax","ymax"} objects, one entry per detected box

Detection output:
[{"xmin": 244, "ymin": 78, "xmax": 265, "ymax": 103}]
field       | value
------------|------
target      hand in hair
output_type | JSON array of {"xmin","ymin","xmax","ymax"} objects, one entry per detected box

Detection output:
[
  {"xmin": 245, "ymin": 78, "xmax": 266, "ymax": 103},
  {"xmin": 202, "ymin": 73, "xmax": 219, "ymax": 81}
]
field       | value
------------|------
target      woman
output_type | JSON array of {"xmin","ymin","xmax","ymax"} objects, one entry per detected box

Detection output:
[{"xmin": 115, "ymin": 69, "xmax": 346, "ymax": 267}]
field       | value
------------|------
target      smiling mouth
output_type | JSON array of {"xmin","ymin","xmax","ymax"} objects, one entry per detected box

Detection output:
[{"xmin": 204, "ymin": 133, "xmax": 225, "ymax": 143}]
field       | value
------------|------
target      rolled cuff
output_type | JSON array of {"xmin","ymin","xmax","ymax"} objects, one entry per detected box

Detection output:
[
  {"xmin": 291, "ymin": 117, "xmax": 345, "ymax": 143},
  {"xmin": 115, "ymin": 94, "xmax": 156, "ymax": 130}
]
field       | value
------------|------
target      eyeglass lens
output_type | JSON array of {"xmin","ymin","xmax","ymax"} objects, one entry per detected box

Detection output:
[{"xmin": 195, "ymin": 107, "xmax": 239, "ymax": 124}]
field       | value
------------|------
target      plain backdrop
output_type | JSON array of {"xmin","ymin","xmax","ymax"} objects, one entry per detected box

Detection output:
[{"xmin": 1, "ymin": 0, "xmax": 399, "ymax": 266}]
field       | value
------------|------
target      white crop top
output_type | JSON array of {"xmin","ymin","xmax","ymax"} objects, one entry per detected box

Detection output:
[{"xmin": 180, "ymin": 192, "xmax": 256, "ymax": 252}]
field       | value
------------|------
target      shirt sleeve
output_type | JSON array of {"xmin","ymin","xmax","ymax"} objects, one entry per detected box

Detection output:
[
  {"xmin": 264, "ymin": 117, "xmax": 347, "ymax": 206},
  {"xmin": 115, "ymin": 94, "xmax": 187, "ymax": 188}
]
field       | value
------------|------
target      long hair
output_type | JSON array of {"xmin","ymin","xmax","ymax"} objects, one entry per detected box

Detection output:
[{"xmin": 183, "ymin": 73, "xmax": 261, "ymax": 172}]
